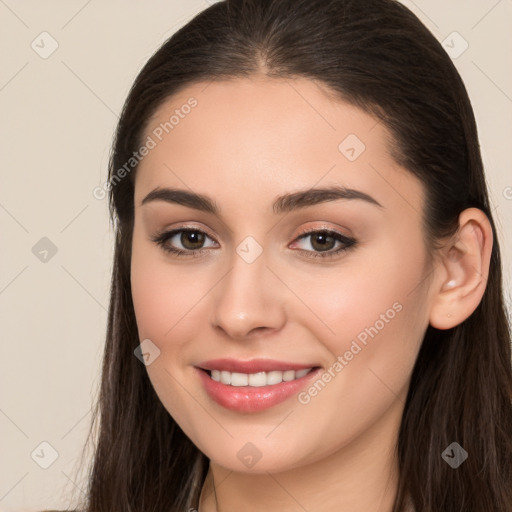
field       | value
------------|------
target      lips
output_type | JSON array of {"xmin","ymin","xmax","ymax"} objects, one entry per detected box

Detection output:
[{"xmin": 195, "ymin": 358, "xmax": 322, "ymax": 413}]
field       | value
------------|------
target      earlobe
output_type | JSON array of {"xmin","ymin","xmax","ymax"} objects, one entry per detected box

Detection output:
[{"xmin": 429, "ymin": 208, "xmax": 493, "ymax": 330}]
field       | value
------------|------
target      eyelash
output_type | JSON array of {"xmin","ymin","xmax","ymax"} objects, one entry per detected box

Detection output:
[{"xmin": 151, "ymin": 227, "xmax": 357, "ymax": 260}]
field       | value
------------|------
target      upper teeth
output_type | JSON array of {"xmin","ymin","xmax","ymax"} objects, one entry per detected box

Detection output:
[{"xmin": 210, "ymin": 368, "xmax": 313, "ymax": 387}]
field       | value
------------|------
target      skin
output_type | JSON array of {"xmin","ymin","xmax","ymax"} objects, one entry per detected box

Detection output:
[{"xmin": 130, "ymin": 76, "xmax": 492, "ymax": 512}]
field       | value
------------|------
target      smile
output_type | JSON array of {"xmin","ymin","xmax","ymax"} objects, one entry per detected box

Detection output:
[{"xmin": 195, "ymin": 359, "xmax": 322, "ymax": 413}]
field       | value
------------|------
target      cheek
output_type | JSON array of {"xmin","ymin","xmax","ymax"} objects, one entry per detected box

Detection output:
[
  {"xmin": 130, "ymin": 260, "xmax": 174, "ymax": 341},
  {"xmin": 284, "ymin": 252, "xmax": 428, "ymax": 457}
]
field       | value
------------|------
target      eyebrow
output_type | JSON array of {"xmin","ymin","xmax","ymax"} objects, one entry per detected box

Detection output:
[{"xmin": 140, "ymin": 185, "xmax": 383, "ymax": 214}]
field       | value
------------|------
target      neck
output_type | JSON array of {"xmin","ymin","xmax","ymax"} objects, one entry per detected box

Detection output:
[{"xmin": 198, "ymin": 397, "xmax": 404, "ymax": 512}]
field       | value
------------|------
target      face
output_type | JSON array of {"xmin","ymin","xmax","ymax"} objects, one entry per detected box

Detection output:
[{"xmin": 130, "ymin": 76, "xmax": 435, "ymax": 473}]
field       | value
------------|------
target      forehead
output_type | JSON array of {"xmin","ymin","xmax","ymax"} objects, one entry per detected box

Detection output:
[{"xmin": 134, "ymin": 77, "xmax": 424, "ymax": 217}]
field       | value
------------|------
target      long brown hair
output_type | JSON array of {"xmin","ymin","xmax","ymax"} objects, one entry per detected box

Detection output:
[{"xmin": 69, "ymin": 0, "xmax": 512, "ymax": 510}]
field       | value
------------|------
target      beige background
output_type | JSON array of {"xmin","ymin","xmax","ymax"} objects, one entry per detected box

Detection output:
[{"xmin": 0, "ymin": 1, "xmax": 511, "ymax": 510}]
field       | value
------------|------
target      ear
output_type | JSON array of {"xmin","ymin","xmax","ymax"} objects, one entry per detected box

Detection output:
[{"xmin": 429, "ymin": 208, "xmax": 493, "ymax": 330}]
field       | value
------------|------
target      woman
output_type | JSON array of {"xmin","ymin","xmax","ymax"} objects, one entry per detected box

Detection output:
[{"xmin": 62, "ymin": 0, "xmax": 512, "ymax": 510}]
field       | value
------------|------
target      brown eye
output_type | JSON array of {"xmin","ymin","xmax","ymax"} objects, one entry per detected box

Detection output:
[
  {"xmin": 180, "ymin": 230, "xmax": 206, "ymax": 250},
  {"xmin": 309, "ymin": 232, "xmax": 337, "ymax": 252}
]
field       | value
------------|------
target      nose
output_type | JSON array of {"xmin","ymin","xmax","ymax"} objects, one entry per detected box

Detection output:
[{"xmin": 211, "ymin": 250, "xmax": 286, "ymax": 340}]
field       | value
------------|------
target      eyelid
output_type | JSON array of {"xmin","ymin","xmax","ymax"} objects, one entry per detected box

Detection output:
[{"xmin": 293, "ymin": 224, "xmax": 352, "ymax": 239}]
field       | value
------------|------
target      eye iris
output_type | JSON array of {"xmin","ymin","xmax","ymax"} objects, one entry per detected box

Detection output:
[
  {"xmin": 310, "ymin": 232, "xmax": 335, "ymax": 251},
  {"xmin": 181, "ymin": 231, "xmax": 205, "ymax": 250}
]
